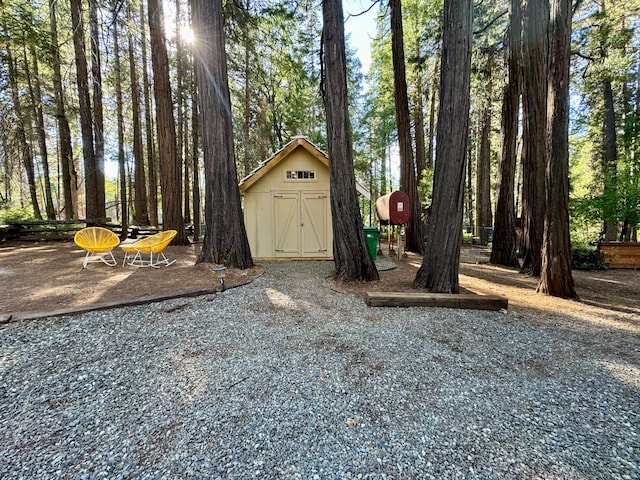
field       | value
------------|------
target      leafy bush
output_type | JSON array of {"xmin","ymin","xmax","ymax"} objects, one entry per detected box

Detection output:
[
  {"xmin": 0, "ymin": 206, "xmax": 34, "ymax": 225},
  {"xmin": 572, "ymin": 247, "xmax": 607, "ymax": 270}
]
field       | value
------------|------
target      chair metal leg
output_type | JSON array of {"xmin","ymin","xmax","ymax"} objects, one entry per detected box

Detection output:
[
  {"xmin": 128, "ymin": 251, "xmax": 146, "ymax": 267},
  {"xmin": 100, "ymin": 251, "xmax": 117, "ymax": 266},
  {"xmin": 122, "ymin": 250, "xmax": 138, "ymax": 266},
  {"xmin": 82, "ymin": 250, "xmax": 116, "ymax": 268},
  {"xmin": 123, "ymin": 248, "xmax": 174, "ymax": 268},
  {"xmin": 148, "ymin": 251, "xmax": 175, "ymax": 268},
  {"xmin": 83, "ymin": 251, "xmax": 91, "ymax": 269}
]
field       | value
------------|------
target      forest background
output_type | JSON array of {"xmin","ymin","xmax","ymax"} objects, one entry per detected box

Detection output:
[{"xmin": 0, "ymin": 0, "xmax": 639, "ymax": 262}]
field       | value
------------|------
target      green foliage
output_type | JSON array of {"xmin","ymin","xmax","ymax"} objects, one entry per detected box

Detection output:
[
  {"xmin": 569, "ymin": 0, "xmax": 640, "ymax": 242},
  {"xmin": 571, "ymin": 247, "xmax": 607, "ymax": 271},
  {"xmin": 570, "ymin": 197, "xmax": 603, "ymax": 245},
  {"xmin": 571, "ymin": 166, "xmax": 640, "ymax": 241},
  {"xmin": 0, "ymin": 206, "xmax": 35, "ymax": 225},
  {"xmin": 362, "ymin": 0, "xmax": 443, "ymax": 201},
  {"xmin": 418, "ymin": 167, "xmax": 434, "ymax": 208},
  {"xmin": 227, "ymin": 0, "xmax": 326, "ymax": 170}
]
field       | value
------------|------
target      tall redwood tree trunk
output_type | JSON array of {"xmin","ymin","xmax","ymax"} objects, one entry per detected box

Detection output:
[
  {"xmin": 113, "ymin": 4, "xmax": 127, "ymax": 238},
  {"xmin": 176, "ymin": 0, "xmax": 189, "ymax": 225},
  {"xmin": 49, "ymin": 0, "xmax": 77, "ymax": 219},
  {"xmin": 476, "ymin": 61, "xmax": 493, "ymax": 246},
  {"xmin": 602, "ymin": 77, "xmax": 619, "ymax": 241},
  {"xmin": 322, "ymin": 0, "xmax": 378, "ymax": 282},
  {"xmin": 537, "ymin": 0, "xmax": 577, "ymax": 298},
  {"xmin": 148, "ymin": 0, "xmax": 187, "ymax": 244},
  {"xmin": 192, "ymin": 0, "xmax": 254, "ymax": 268},
  {"xmin": 7, "ymin": 47, "xmax": 42, "ymax": 219},
  {"xmin": 520, "ymin": 0, "xmax": 549, "ymax": 276},
  {"xmin": 491, "ymin": 0, "xmax": 522, "ymax": 268},
  {"xmin": 70, "ymin": 0, "xmax": 99, "ymax": 219},
  {"xmin": 127, "ymin": 2, "xmax": 149, "ymax": 225},
  {"xmin": 412, "ymin": 15, "xmax": 427, "ymax": 182},
  {"xmin": 90, "ymin": 0, "xmax": 106, "ymax": 218},
  {"xmin": 27, "ymin": 51, "xmax": 56, "ymax": 219},
  {"xmin": 191, "ymin": 75, "xmax": 201, "ymax": 242},
  {"xmin": 427, "ymin": 55, "xmax": 439, "ymax": 170},
  {"xmin": 141, "ymin": 0, "xmax": 158, "ymax": 226},
  {"xmin": 390, "ymin": 0, "xmax": 423, "ymax": 253},
  {"xmin": 414, "ymin": 0, "xmax": 473, "ymax": 293}
]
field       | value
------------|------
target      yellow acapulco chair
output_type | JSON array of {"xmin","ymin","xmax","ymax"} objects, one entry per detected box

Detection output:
[
  {"xmin": 74, "ymin": 227, "xmax": 120, "ymax": 268},
  {"xmin": 121, "ymin": 229, "xmax": 177, "ymax": 268}
]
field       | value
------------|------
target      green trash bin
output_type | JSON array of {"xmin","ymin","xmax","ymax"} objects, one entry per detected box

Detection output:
[{"xmin": 363, "ymin": 227, "xmax": 379, "ymax": 260}]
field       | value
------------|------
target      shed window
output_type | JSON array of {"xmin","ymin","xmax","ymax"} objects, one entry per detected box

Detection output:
[{"xmin": 285, "ymin": 170, "xmax": 316, "ymax": 180}]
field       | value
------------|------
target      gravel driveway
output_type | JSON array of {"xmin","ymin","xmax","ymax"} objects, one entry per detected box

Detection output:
[{"xmin": 1, "ymin": 261, "xmax": 638, "ymax": 479}]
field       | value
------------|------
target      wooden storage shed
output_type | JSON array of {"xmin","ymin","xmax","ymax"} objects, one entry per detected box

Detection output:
[{"xmin": 239, "ymin": 136, "xmax": 368, "ymax": 260}]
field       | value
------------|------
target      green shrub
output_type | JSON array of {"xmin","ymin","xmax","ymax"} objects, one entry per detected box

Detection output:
[
  {"xmin": 572, "ymin": 247, "xmax": 607, "ymax": 270},
  {"xmin": 0, "ymin": 206, "xmax": 34, "ymax": 225}
]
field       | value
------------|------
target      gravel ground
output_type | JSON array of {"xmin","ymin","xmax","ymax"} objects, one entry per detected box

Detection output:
[{"xmin": 0, "ymin": 261, "xmax": 638, "ymax": 479}]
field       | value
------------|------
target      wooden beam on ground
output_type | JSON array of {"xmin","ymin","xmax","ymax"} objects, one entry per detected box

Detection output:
[
  {"xmin": 1, "ymin": 286, "xmax": 220, "ymax": 324},
  {"xmin": 365, "ymin": 291, "xmax": 508, "ymax": 311}
]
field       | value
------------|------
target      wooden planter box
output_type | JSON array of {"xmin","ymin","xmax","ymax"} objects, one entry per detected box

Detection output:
[{"xmin": 598, "ymin": 242, "xmax": 640, "ymax": 268}]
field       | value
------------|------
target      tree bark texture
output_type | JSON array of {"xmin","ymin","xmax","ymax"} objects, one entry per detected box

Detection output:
[
  {"xmin": 322, "ymin": 0, "xmax": 378, "ymax": 282},
  {"xmin": 390, "ymin": 0, "xmax": 423, "ymax": 253},
  {"xmin": 7, "ymin": 47, "xmax": 42, "ymax": 220},
  {"xmin": 520, "ymin": 0, "xmax": 548, "ymax": 276},
  {"xmin": 127, "ymin": 3, "xmax": 149, "ymax": 225},
  {"xmin": 627, "ymin": 62, "xmax": 639, "ymax": 242},
  {"xmin": 70, "ymin": 0, "xmax": 99, "ymax": 219},
  {"xmin": 113, "ymin": 6, "xmax": 128, "ymax": 238},
  {"xmin": 148, "ymin": 0, "xmax": 187, "ymax": 244},
  {"xmin": 602, "ymin": 77, "xmax": 619, "ymax": 241},
  {"xmin": 491, "ymin": 0, "xmax": 522, "ymax": 268},
  {"xmin": 89, "ymin": 0, "xmax": 106, "ymax": 218},
  {"xmin": 414, "ymin": 73, "xmax": 427, "ymax": 180},
  {"xmin": 176, "ymin": 0, "xmax": 189, "ymax": 225},
  {"xmin": 414, "ymin": 0, "xmax": 473, "ymax": 293},
  {"xmin": 412, "ymin": 36, "xmax": 427, "ymax": 182},
  {"xmin": 191, "ymin": 78, "xmax": 201, "ymax": 242},
  {"xmin": 49, "ymin": 0, "xmax": 77, "ymax": 219},
  {"xmin": 27, "ymin": 51, "xmax": 56, "ymax": 219},
  {"xmin": 476, "ymin": 63, "xmax": 493, "ymax": 245},
  {"xmin": 466, "ymin": 142, "xmax": 474, "ymax": 228},
  {"xmin": 242, "ymin": 25, "xmax": 254, "ymax": 177},
  {"xmin": 141, "ymin": 0, "xmax": 158, "ymax": 227},
  {"xmin": 192, "ymin": 0, "xmax": 254, "ymax": 269},
  {"xmin": 427, "ymin": 54, "xmax": 439, "ymax": 170},
  {"xmin": 537, "ymin": 0, "xmax": 577, "ymax": 298}
]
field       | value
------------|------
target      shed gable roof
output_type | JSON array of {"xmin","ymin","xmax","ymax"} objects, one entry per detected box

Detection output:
[
  {"xmin": 239, "ymin": 136, "xmax": 328, "ymax": 193},
  {"xmin": 238, "ymin": 135, "xmax": 370, "ymax": 199}
]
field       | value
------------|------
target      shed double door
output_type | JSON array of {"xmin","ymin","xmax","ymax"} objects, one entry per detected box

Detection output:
[{"xmin": 274, "ymin": 191, "xmax": 328, "ymax": 257}]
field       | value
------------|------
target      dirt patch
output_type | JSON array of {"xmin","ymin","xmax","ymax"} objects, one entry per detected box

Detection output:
[
  {"xmin": 0, "ymin": 241, "xmax": 263, "ymax": 320},
  {"xmin": 1, "ymin": 242, "xmax": 639, "ymax": 334},
  {"xmin": 333, "ymin": 244, "xmax": 640, "ymax": 333}
]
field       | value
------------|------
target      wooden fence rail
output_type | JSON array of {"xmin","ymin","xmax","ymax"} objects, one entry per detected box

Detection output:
[{"xmin": 0, "ymin": 219, "xmax": 161, "ymax": 242}]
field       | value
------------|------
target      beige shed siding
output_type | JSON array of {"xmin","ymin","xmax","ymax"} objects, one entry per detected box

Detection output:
[
  {"xmin": 241, "ymin": 141, "xmax": 333, "ymax": 260},
  {"xmin": 243, "ymin": 191, "xmax": 273, "ymax": 258}
]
